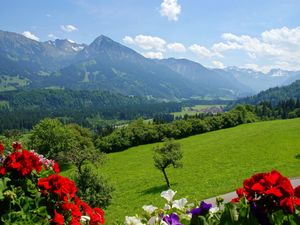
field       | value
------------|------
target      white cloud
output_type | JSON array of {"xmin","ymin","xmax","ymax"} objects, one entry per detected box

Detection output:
[
  {"xmin": 142, "ymin": 51, "xmax": 164, "ymax": 59},
  {"xmin": 123, "ymin": 36, "xmax": 135, "ymax": 45},
  {"xmin": 212, "ymin": 61, "xmax": 225, "ymax": 69},
  {"xmin": 212, "ymin": 41, "xmax": 241, "ymax": 52},
  {"xmin": 160, "ymin": 0, "xmax": 181, "ymax": 21},
  {"xmin": 60, "ymin": 25, "xmax": 78, "ymax": 32},
  {"xmin": 167, "ymin": 42, "xmax": 186, "ymax": 52},
  {"xmin": 22, "ymin": 31, "xmax": 40, "ymax": 41},
  {"xmin": 189, "ymin": 44, "xmax": 215, "ymax": 58},
  {"xmin": 48, "ymin": 33, "xmax": 57, "ymax": 40},
  {"xmin": 212, "ymin": 27, "xmax": 300, "ymax": 70},
  {"xmin": 123, "ymin": 35, "xmax": 166, "ymax": 51}
]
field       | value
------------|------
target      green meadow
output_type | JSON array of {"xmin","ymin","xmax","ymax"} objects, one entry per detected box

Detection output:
[{"xmin": 97, "ymin": 118, "xmax": 300, "ymax": 223}]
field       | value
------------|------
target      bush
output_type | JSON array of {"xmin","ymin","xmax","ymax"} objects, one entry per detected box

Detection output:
[{"xmin": 73, "ymin": 167, "xmax": 114, "ymax": 209}]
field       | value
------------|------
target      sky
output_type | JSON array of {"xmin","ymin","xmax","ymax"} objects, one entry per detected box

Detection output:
[{"xmin": 1, "ymin": 0, "xmax": 300, "ymax": 72}]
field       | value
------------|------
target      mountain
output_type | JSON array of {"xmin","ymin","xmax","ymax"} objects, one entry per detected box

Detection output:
[
  {"xmin": 158, "ymin": 58, "xmax": 253, "ymax": 97},
  {"xmin": 0, "ymin": 30, "xmax": 82, "ymax": 91},
  {"xmin": 45, "ymin": 39, "xmax": 86, "ymax": 54},
  {"xmin": 233, "ymin": 79, "xmax": 300, "ymax": 105},
  {"xmin": 223, "ymin": 67, "xmax": 300, "ymax": 93},
  {"xmin": 53, "ymin": 35, "xmax": 198, "ymax": 99},
  {"xmin": 2, "ymin": 29, "xmax": 298, "ymax": 100}
]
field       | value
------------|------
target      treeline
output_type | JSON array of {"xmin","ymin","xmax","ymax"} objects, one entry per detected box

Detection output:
[
  {"xmin": 0, "ymin": 89, "xmax": 229, "ymax": 132},
  {"xmin": 255, "ymin": 98, "xmax": 300, "ymax": 119},
  {"xmin": 232, "ymin": 79, "xmax": 300, "ymax": 106},
  {"xmin": 95, "ymin": 105, "xmax": 257, "ymax": 153}
]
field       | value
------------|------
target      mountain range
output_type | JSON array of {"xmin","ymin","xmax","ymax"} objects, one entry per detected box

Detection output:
[{"xmin": 0, "ymin": 30, "xmax": 299, "ymax": 99}]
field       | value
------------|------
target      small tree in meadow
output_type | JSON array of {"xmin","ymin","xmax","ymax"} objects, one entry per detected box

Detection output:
[{"xmin": 153, "ymin": 138, "xmax": 182, "ymax": 188}]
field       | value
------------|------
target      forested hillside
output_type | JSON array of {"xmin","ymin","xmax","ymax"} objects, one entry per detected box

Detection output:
[{"xmin": 234, "ymin": 80, "xmax": 300, "ymax": 105}]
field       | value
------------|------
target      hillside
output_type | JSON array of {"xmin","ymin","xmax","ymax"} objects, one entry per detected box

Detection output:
[
  {"xmin": 234, "ymin": 79, "xmax": 300, "ymax": 105},
  {"xmin": 95, "ymin": 118, "xmax": 300, "ymax": 223}
]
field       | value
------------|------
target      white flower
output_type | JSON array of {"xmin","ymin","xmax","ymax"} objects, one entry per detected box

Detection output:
[
  {"xmin": 209, "ymin": 207, "xmax": 219, "ymax": 214},
  {"xmin": 142, "ymin": 205, "xmax": 157, "ymax": 215},
  {"xmin": 172, "ymin": 198, "xmax": 188, "ymax": 210},
  {"xmin": 80, "ymin": 215, "xmax": 90, "ymax": 222},
  {"xmin": 186, "ymin": 203, "xmax": 195, "ymax": 209},
  {"xmin": 125, "ymin": 216, "xmax": 145, "ymax": 225},
  {"xmin": 181, "ymin": 213, "xmax": 192, "ymax": 220},
  {"xmin": 160, "ymin": 189, "xmax": 176, "ymax": 202},
  {"xmin": 148, "ymin": 216, "xmax": 162, "ymax": 225},
  {"xmin": 163, "ymin": 204, "xmax": 171, "ymax": 210}
]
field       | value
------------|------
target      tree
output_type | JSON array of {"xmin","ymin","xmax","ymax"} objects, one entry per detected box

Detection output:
[
  {"xmin": 153, "ymin": 139, "xmax": 183, "ymax": 188},
  {"xmin": 29, "ymin": 118, "xmax": 76, "ymax": 159},
  {"xmin": 65, "ymin": 124, "xmax": 105, "ymax": 174}
]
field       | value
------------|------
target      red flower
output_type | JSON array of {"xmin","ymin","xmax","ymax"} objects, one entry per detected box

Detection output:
[
  {"xmin": 51, "ymin": 210, "xmax": 65, "ymax": 225},
  {"xmin": 0, "ymin": 149, "xmax": 42, "ymax": 176},
  {"xmin": 12, "ymin": 142, "xmax": 22, "ymax": 151},
  {"xmin": 0, "ymin": 143, "xmax": 4, "ymax": 155},
  {"xmin": 230, "ymin": 197, "xmax": 240, "ymax": 203},
  {"xmin": 237, "ymin": 170, "xmax": 297, "ymax": 214},
  {"xmin": 236, "ymin": 187, "xmax": 245, "ymax": 198},
  {"xmin": 294, "ymin": 186, "xmax": 300, "ymax": 198},
  {"xmin": 52, "ymin": 162, "xmax": 60, "ymax": 173},
  {"xmin": 280, "ymin": 198, "xmax": 295, "ymax": 213},
  {"xmin": 38, "ymin": 174, "xmax": 77, "ymax": 201},
  {"xmin": 90, "ymin": 207, "xmax": 105, "ymax": 225}
]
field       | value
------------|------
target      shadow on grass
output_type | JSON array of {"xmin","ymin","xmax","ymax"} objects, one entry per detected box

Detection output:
[
  {"xmin": 295, "ymin": 154, "xmax": 300, "ymax": 159},
  {"xmin": 141, "ymin": 183, "xmax": 178, "ymax": 195}
]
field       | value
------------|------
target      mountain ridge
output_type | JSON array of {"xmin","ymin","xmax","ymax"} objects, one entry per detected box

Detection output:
[{"xmin": 1, "ymin": 29, "xmax": 299, "ymax": 99}]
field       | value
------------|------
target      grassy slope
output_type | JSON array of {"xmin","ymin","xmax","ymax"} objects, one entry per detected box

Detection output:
[{"xmin": 99, "ymin": 118, "xmax": 300, "ymax": 223}]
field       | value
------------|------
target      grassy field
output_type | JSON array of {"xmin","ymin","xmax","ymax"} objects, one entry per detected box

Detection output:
[
  {"xmin": 171, "ymin": 104, "xmax": 224, "ymax": 117},
  {"xmin": 96, "ymin": 118, "xmax": 300, "ymax": 223}
]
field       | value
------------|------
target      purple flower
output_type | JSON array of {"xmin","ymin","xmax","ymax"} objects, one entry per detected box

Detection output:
[
  {"xmin": 191, "ymin": 201, "xmax": 212, "ymax": 216},
  {"xmin": 163, "ymin": 213, "xmax": 183, "ymax": 225},
  {"xmin": 250, "ymin": 203, "xmax": 271, "ymax": 225}
]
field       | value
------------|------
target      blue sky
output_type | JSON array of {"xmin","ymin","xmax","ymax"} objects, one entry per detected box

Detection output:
[{"xmin": 1, "ymin": 0, "xmax": 300, "ymax": 72}]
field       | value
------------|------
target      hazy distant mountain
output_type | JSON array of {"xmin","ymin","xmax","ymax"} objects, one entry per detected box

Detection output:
[
  {"xmin": 160, "ymin": 58, "xmax": 256, "ymax": 97},
  {"xmin": 223, "ymin": 67, "xmax": 299, "ymax": 93},
  {"xmin": 45, "ymin": 39, "xmax": 86, "ymax": 54}
]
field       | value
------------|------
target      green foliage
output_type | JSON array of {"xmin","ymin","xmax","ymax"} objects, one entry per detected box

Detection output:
[
  {"xmin": 73, "ymin": 167, "xmax": 114, "ymax": 209},
  {"xmin": 233, "ymin": 80, "xmax": 300, "ymax": 106},
  {"xmin": 96, "ymin": 105, "xmax": 257, "ymax": 153},
  {"xmin": 0, "ymin": 176, "xmax": 50, "ymax": 225},
  {"xmin": 29, "ymin": 118, "xmax": 76, "ymax": 159},
  {"xmin": 153, "ymin": 139, "xmax": 183, "ymax": 188},
  {"xmin": 0, "ymin": 89, "xmax": 184, "ymax": 132},
  {"xmin": 153, "ymin": 139, "xmax": 183, "ymax": 170}
]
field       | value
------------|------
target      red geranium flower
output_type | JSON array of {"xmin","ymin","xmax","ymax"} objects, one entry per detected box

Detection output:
[
  {"xmin": 12, "ymin": 142, "xmax": 22, "ymax": 151},
  {"xmin": 0, "ymin": 149, "xmax": 42, "ymax": 176},
  {"xmin": 52, "ymin": 162, "xmax": 60, "ymax": 173},
  {"xmin": 38, "ymin": 174, "xmax": 77, "ymax": 201},
  {"xmin": 0, "ymin": 143, "xmax": 4, "ymax": 155},
  {"xmin": 51, "ymin": 210, "xmax": 65, "ymax": 225},
  {"xmin": 236, "ymin": 170, "xmax": 297, "ymax": 214}
]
